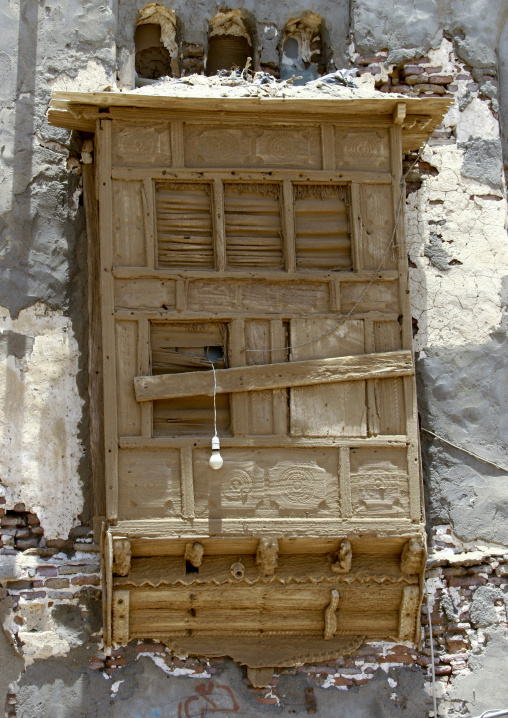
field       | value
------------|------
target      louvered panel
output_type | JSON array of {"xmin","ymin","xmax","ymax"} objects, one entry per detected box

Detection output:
[
  {"xmin": 294, "ymin": 185, "xmax": 351, "ymax": 270},
  {"xmin": 151, "ymin": 322, "xmax": 230, "ymax": 436},
  {"xmin": 156, "ymin": 182, "xmax": 213, "ymax": 269},
  {"xmin": 225, "ymin": 184, "xmax": 283, "ymax": 270}
]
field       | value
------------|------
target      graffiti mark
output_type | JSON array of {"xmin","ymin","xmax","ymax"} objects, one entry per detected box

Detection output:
[{"xmin": 177, "ymin": 681, "xmax": 240, "ymax": 718}]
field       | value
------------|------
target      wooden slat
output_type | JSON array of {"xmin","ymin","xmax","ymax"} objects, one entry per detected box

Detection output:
[
  {"xmin": 339, "ymin": 446, "xmax": 352, "ymax": 518},
  {"xmin": 120, "ymin": 435, "xmax": 408, "ymax": 449},
  {"xmin": 281, "ymin": 179, "xmax": 296, "ymax": 272},
  {"xmin": 180, "ymin": 447, "xmax": 195, "ymax": 519},
  {"xmin": 82, "ymin": 162, "xmax": 105, "ymax": 524},
  {"xmin": 112, "ymin": 589, "xmax": 130, "ymax": 644},
  {"xmin": 271, "ymin": 320, "xmax": 288, "ymax": 434},
  {"xmin": 365, "ymin": 319, "xmax": 380, "ymax": 437},
  {"xmin": 212, "ymin": 179, "xmax": 226, "ymax": 271},
  {"xmin": 135, "ymin": 350, "xmax": 414, "ymax": 402},
  {"xmin": 138, "ymin": 317, "xmax": 152, "ymax": 437},
  {"xmin": 116, "ymin": 320, "xmax": 141, "ymax": 436},
  {"xmin": 97, "ymin": 117, "xmax": 119, "ymax": 521},
  {"xmin": 142, "ymin": 178, "xmax": 156, "ymax": 268}
]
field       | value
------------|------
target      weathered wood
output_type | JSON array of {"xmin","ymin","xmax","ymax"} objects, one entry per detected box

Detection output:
[
  {"xmin": 281, "ymin": 179, "xmax": 296, "ymax": 272},
  {"xmin": 142, "ymin": 178, "xmax": 156, "ymax": 268},
  {"xmin": 320, "ymin": 124, "xmax": 335, "ymax": 170},
  {"xmin": 170, "ymin": 120, "xmax": 185, "ymax": 168},
  {"xmin": 82, "ymin": 161, "xmax": 106, "ymax": 523},
  {"xmin": 398, "ymin": 585, "xmax": 420, "ymax": 642},
  {"xmin": 112, "ymin": 589, "xmax": 130, "ymax": 645},
  {"xmin": 339, "ymin": 446, "xmax": 352, "ymax": 518},
  {"xmin": 212, "ymin": 179, "xmax": 226, "ymax": 271},
  {"xmin": 134, "ymin": 350, "xmax": 414, "ymax": 402},
  {"xmin": 97, "ymin": 117, "xmax": 119, "ymax": 521},
  {"xmin": 180, "ymin": 446, "xmax": 195, "ymax": 519}
]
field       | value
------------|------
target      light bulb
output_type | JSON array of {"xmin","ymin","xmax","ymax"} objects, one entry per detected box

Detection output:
[{"xmin": 209, "ymin": 435, "xmax": 223, "ymax": 470}]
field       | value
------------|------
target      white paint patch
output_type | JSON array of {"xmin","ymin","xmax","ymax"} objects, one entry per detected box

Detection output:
[
  {"xmin": 111, "ymin": 680, "xmax": 123, "ymax": 695},
  {"xmin": 388, "ymin": 677, "xmax": 398, "ymax": 688},
  {"xmin": 0, "ymin": 303, "xmax": 84, "ymax": 538},
  {"xmin": 50, "ymin": 59, "xmax": 115, "ymax": 93},
  {"xmin": 136, "ymin": 652, "xmax": 211, "ymax": 678}
]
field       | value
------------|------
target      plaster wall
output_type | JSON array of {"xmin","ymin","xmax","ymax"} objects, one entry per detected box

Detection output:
[{"xmin": 1, "ymin": 1, "xmax": 508, "ymax": 717}]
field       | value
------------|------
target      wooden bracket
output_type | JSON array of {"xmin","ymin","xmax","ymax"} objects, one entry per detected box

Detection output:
[
  {"xmin": 324, "ymin": 589, "xmax": 340, "ymax": 640},
  {"xmin": 398, "ymin": 585, "xmax": 420, "ymax": 642},
  {"xmin": 134, "ymin": 350, "xmax": 414, "ymax": 402},
  {"xmin": 393, "ymin": 103, "xmax": 407, "ymax": 125}
]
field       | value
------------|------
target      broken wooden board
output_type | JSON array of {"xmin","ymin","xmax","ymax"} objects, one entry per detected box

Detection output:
[{"xmin": 134, "ymin": 350, "xmax": 414, "ymax": 402}]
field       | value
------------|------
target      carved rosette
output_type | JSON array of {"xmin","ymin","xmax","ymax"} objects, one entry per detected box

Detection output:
[{"xmin": 267, "ymin": 461, "xmax": 328, "ymax": 511}]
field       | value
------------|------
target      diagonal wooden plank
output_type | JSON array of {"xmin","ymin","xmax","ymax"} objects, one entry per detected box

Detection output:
[{"xmin": 134, "ymin": 350, "xmax": 413, "ymax": 403}]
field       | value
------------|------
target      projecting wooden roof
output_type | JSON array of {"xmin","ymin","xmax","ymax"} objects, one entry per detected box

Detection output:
[{"xmin": 48, "ymin": 90, "xmax": 452, "ymax": 154}]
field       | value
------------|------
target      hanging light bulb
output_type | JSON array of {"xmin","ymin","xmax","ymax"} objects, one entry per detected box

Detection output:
[{"xmin": 209, "ymin": 434, "xmax": 223, "ymax": 470}]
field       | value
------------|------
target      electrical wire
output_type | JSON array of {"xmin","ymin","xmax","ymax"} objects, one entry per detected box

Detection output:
[
  {"xmin": 245, "ymin": 150, "xmax": 423, "ymax": 355},
  {"xmin": 421, "ymin": 428, "xmax": 508, "ymax": 474},
  {"xmin": 208, "ymin": 359, "xmax": 217, "ymax": 437}
]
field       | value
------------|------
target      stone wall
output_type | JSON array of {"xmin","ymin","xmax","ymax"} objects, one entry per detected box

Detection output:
[{"xmin": 1, "ymin": 1, "xmax": 508, "ymax": 716}]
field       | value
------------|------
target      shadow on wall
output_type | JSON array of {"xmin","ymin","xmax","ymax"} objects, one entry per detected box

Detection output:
[{"xmin": 498, "ymin": 17, "xmax": 508, "ymax": 178}]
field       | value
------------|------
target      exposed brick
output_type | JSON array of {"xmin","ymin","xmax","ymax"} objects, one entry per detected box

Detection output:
[
  {"xmin": 468, "ymin": 565, "xmax": 493, "ymax": 575},
  {"xmin": 405, "ymin": 73, "xmax": 429, "ymax": 84},
  {"xmin": 88, "ymin": 661, "xmax": 105, "ymax": 670},
  {"xmin": 434, "ymin": 665, "xmax": 452, "ymax": 675},
  {"xmin": 31, "ymin": 526, "xmax": 44, "ymax": 536},
  {"xmin": 106, "ymin": 657, "xmax": 126, "ymax": 667},
  {"xmin": 427, "ymin": 74, "xmax": 453, "ymax": 85},
  {"xmin": 17, "ymin": 590, "xmax": 46, "ymax": 599},
  {"xmin": 402, "ymin": 65, "xmax": 425, "ymax": 76},
  {"xmin": 333, "ymin": 676, "xmax": 354, "ymax": 687},
  {"xmin": 44, "ymin": 578, "xmax": 70, "ymax": 589},
  {"xmin": 1, "ymin": 517, "xmax": 24, "ymax": 528},
  {"xmin": 70, "ymin": 575, "xmax": 101, "ymax": 586},
  {"xmin": 15, "ymin": 538, "xmax": 39, "ymax": 550},
  {"xmin": 412, "ymin": 83, "xmax": 446, "ymax": 95},
  {"xmin": 449, "ymin": 576, "xmax": 487, "ymax": 588},
  {"xmin": 46, "ymin": 538, "xmax": 73, "ymax": 550},
  {"xmin": 355, "ymin": 53, "xmax": 388, "ymax": 66},
  {"xmin": 26, "ymin": 514, "xmax": 40, "ymax": 526},
  {"xmin": 6, "ymin": 580, "xmax": 33, "ymax": 590},
  {"xmin": 36, "ymin": 566, "xmax": 58, "ymax": 577}
]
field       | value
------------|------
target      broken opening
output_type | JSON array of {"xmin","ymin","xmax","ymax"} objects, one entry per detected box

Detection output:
[
  {"xmin": 185, "ymin": 561, "xmax": 200, "ymax": 574},
  {"xmin": 206, "ymin": 10, "xmax": 252, "ymax": 76},
  {"xmin": 135, "ymin": 3, "xmax": 178, "ymax": 84},
  {"xmin": 280, "ymin": 13, "xmax": 324, "ymax": 85}
]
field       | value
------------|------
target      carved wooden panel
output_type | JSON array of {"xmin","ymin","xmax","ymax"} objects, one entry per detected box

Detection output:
[
  {"xmin": 335, "ymin": 130, "xmax": 390, "ymax": 172},
  {"xmin": 193, "ymin": 448, "xmax": 339, "ymax": 519},
  {"xmin": 112, "ymin": 122, "xmax": 171, "ymax": 166},
  {"xmin": 349, "ymin": 447, "xmax": 410, "ymax": 518},
  {"xmin": 184, "ymin": 126, "xmax": 321, "ymax": 168}
]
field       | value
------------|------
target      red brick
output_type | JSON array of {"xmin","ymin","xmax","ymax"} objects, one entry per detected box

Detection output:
[
  {"xmin": 70, "ymin": 575, "xmax": 100, "ymax": 586},
  {"xmin": 402, "ymin": 65, "xmax": 425, "ymax": 76},
  {"xmin": 256, "ymin": 696, "xmax": 278, "ymax": 705},
  {"xmin": 413, "ymin": 83, "xmax": 446, "ymax": 94},
  {"xmin": 333, "ymin": 676, "xmax": 354, "ymax": 687},
  {"xmin": 1, "ymin": 517, "xmax": 24, "ymax": 528},
  {"xmin": 44, "ymin": 578, "xmax": 70, "ymax": 589},
  {"xmin": 26, "ymin": 514, "xmax": 40, "ymax": 526},
  {"xmin": 88, "ymin": 661, "xmax": 105, "ymax": 671},
  {"xmin": 106, "ymin": 657, "xmax": 126, "ymax": 667},
  {"xmin": 405, "ymin": 73, "xmax": 429, "ymax": 84},
  {"xmin": 434, "ymin": 665, "xmax": 452, "ymax": 675},
  {"xmin": 427, "ymin": 75, "xmax": 453, "ymax": 85}
]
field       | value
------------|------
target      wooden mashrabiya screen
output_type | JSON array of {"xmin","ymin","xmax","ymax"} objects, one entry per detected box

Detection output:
[{"xmin": 49, "ymin": 92, "xmax": 451, "ymax": 667}]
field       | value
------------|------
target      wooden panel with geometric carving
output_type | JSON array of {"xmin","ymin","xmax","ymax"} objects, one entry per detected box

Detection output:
[{"xmin": 49, "ymin": 91, "xmax": 450, "ymax": 662}]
